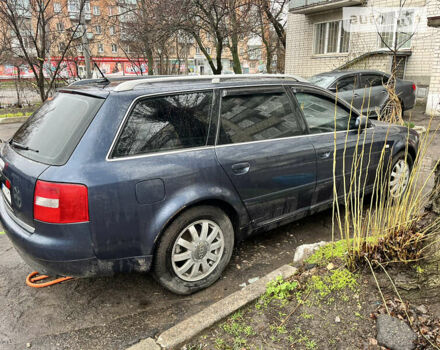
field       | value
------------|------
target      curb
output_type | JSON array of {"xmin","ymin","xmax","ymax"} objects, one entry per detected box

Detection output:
[
  {"xmin": 127, "ymin": 264, "xmax": 297, "ymax": 350},
  {"xmin": 0, "ymin": 116, "xmax": 28, "ymax": 124}
]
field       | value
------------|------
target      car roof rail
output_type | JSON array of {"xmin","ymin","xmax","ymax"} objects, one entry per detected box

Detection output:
[{"xmin": 113, "ymin": 74, "xmax": 307, "ymax": 92}]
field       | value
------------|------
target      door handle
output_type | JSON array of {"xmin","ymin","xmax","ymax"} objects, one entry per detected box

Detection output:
[
  {"xmin": 353, "ymin": 93, "xmax": 359, "ymax": 97},
  {"xmin": 381, "ymin": 90, "xmax": 388, "ymax": 94},
  {"xmin": 319, "ymin": 151, "xmax": 332, "ymax": 159},
  {"xmin": 231, "ymin": 162, "xmax": 250, "ymax": 175}
]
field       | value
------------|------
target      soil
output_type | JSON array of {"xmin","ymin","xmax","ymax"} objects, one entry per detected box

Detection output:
[{"xmin": 186, "ymin": 257, "xmax": 440, "ymax": 350}]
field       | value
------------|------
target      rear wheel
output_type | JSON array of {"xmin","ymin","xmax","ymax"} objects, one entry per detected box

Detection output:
[{"xmin": 153, "ymin": 206, "xmax": 234, "ymax": 294}]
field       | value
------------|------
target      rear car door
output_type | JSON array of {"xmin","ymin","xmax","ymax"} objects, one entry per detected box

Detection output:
[
  {"xmin": 214, "ymin": 86, "xmax": 317, "ymax": 226},
  {"xmin": 293, "ymin": 88, "xmax": 381, "ymax": 206}
]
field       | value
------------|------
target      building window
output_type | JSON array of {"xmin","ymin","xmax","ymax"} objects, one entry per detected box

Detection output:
[
  {"xmin": 248, "ymin": 47, "xmax": 262, "ymax": 60},
  {"xmin": 56, "ymin": 22, "xmax": 64, "ymax": 31},
  {"xmin": 93, "ymin": 5, "xmax": 100, "ymax": 15},
  {"xmin": 95, "ymin": 25, "xmax": 102, "ymax": 34},
  {"xmin": 111, "ymin": 44, "xmax": 117, "ymax": 53},
  {"xmin": 108, "ymin": 6, "xmax": 113, "ymax": 15},
  {"xmin": 195, "ymin": 47, "xmax": 201, "ymax": 54},
  {"xmin": 313, "ymin": 20, "xmax": 350, "ymax": 55},
  {"xmin": 378, "ymin": 10, "xmax": 413, "ymax": 50},
  {"xmin": 53, "ymin": 2, "xmax": 61, "ymax": 13},
  {"xmin": 206, "ymin": 47, "xmax": 211, "ymax": 54},
  {"xmin": 58, "ymin": 42, "xmax": 66, "ymax": 52},
  {"xmin": 98, "ymin": 43, "xmax": 104, "ymax": 53},
  {"xmin": 109, "ymin": 26, "xmax": 115, "ymax": 35}
]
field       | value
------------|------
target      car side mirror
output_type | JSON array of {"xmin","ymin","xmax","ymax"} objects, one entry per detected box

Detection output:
[{"xmin": 355, "ymin": 116, "xmax": 370, "ymax": 130}]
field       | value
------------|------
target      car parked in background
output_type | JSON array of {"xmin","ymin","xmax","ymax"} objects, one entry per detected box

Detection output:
[
  {"xmin": 0, "ymin": 75, "xmax": 419, "ymax": 295},
  {"xmin": 309, "ymin": 70, "xmax": 416, "ymax": 118}
]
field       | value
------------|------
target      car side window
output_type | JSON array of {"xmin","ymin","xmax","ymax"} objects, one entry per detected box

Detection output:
[
  {"xmin": 295, "ymin": 92, "xmax": 357, "ymax": 133},
  {"xmin": 112, "ymin": 91, "xmax": 212, "ymax": 158},
  {"xmin": 333, "ymin": 76, "xmax": 357, "ymax": 92},
  {"xmin": 218, "ymin": 88, "xmax": 305, "ymax": 145},
  {"xmin": 360, "ymin": 74, "xmax": 385, "ymax": 88}
]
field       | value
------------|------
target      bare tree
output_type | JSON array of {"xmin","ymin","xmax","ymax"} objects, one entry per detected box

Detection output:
[
  {"xmin": 256, "ymin": 0, "xmax": 288, "ymax": 49},
  {"xmin": 179, "ymin": 0, "xmax": 229, "ymax": 75},
  {"xmin": 0, "ymin": 0, "xmax": 89, "ymax": 101}
]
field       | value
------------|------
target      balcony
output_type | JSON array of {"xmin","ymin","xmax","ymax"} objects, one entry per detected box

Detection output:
[{"xmin": 289, "ymin": 0, "xmax": 364, "ymax": 14}]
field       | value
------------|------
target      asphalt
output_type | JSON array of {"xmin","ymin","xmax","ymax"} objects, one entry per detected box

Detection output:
[{"xmin": 0, "ymin": 119, "xmax": 334, "ymax": 350}]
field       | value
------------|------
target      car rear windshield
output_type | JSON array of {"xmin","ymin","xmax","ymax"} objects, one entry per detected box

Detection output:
[{"xmin": 11, "ymin": 92, "xmax": 104, "ymax": 165}]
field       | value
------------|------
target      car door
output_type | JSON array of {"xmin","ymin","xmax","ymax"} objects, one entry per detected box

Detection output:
[
  {"xmin": 214, "ymin": 86, "xmax": 317, "ymax": 226},
  {"xmin": 358, "ymin": 73, "xmax": 389, "ymax": 116},
  {"xmin": 330, "ymin": 74, "xmax": 363, "ymax": 110},
  {"xmin": 293, "ymin": 88, "xmax": 382, "ymax": 208}
]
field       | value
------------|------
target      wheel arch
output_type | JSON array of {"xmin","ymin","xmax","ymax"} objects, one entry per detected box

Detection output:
[{"xmin": 151, "ymin": 195, "xmax": 249, "ymax": 256}]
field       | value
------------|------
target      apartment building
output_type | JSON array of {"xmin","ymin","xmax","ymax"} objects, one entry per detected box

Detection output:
[
  {"xmin": 0, "ymin": 0, "xmax": 266, "ymax": 79},
  {"xmin": 285, "ymin": 0, "xmax": 440, "ymax": 115}
]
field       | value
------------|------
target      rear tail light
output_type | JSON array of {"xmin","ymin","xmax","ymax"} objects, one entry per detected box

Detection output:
[
  {"xmin": 5, "ymin": 179, "xmax": 11, "ymax": 189},
  {"xmin": 412, "ymin": 84, "xmax": 416, "ymax": 91},
  {"xmin": 34, "ymin": 180, "xmax": 89, "ymax": 223}
]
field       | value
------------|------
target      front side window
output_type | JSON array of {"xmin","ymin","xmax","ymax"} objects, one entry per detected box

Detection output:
[
  {"xmin": 333, "ymin": 76, "xmax": 357, "ymax": 92},
  {"xmin": 112, "ymin": 92, "xmax": 213, "ymax": 158},
  {"xmin": 295, "ymin": 92, "xmax": 356, "ymax": 133},
  {"xmin": 218, "ymin": 89, "xmax": 305, "ymax": 145},
  {"xmin": 314, "ymin": 20, "xmax": 350, "ymax": 54}
]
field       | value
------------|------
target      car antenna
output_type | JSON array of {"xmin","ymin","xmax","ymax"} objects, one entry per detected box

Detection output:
[{"xmin": 94, "ymin": 62, "xmax": 110, "ymax": 85}]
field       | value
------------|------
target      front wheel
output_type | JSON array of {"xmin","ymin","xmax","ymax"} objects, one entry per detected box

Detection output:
[
  {"xmin": 153, "ymin": 206, "xmax": 234, "ymax": 295},
  {"xmin": 388, "ymin": 151, "xmax": 413, "ymax": 199}
]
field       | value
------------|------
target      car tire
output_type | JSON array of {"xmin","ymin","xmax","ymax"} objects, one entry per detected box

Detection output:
[
  {"xmin": 386, "ymin": 151, "xmax": 413, "ymax": 199},
  {"xmin": 153, "ymin": 205, "xmax": 234, "ymax": 295}
]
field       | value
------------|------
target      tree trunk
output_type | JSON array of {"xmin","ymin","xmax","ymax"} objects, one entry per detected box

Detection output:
[{"xmin": 146, "ymin": 48, "xmax": 154, "ymax": 76}]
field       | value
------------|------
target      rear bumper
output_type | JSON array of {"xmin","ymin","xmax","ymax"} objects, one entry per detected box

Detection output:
[
  {"xmin": 403, "ymin": 92, "xmax": 416, "ymax": 111},
  {"xmin": 0, "ymin": 196, "xmax": 152, "ymax": 277}
]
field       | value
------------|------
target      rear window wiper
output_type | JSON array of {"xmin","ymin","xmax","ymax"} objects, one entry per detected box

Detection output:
[{"xmin": 9, "ymin": 140, "xmax": 39, "ymax": 153}]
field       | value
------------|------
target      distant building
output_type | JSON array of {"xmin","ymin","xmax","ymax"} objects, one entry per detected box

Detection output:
[{"xmin": 0, "ymin": 0, "xmax": 266, "ymax": 80}]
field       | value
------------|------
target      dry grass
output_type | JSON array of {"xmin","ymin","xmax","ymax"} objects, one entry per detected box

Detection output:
[{"xmin": 332, "ymin": 89, "xmax": 440, "ymax": 270}]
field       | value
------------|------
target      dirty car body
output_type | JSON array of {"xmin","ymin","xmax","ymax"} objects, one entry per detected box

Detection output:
[{"xmin": 0, "ymin": 75, "xmax": 419, "ymax": 294}]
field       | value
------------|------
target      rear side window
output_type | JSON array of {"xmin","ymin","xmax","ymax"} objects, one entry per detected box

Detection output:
[
  {"xmin": 295, "ymin": 92, "xmax": 356, "ymax": 133},
  {"xmin": 218, "ymin": 89, "xmax": 305, "ymax": 145},
  {"xmin": 360, "ymin": 74, "xmax": 385, "ymax": 88},
  {"xmin": 12, "ymin": 93, "xmax": 104, "ymax": 165},
  {"xmin": 112, "ymin": 91, "xmax": 213, "ymax": 158}
]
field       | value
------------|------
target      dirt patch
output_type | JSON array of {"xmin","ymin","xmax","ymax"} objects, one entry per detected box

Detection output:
[{"xmin": 186, "ymin": 247, "xmax": 440, "ymax": 350}]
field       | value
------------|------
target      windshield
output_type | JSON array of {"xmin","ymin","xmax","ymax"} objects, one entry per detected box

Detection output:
[
  {"xmin": 11, "ymin": 92, "xmax": 104, "ymax": 165},
  {"xmin": 309, "ymin": 75, "xmax": 335, "ymax": 88}
]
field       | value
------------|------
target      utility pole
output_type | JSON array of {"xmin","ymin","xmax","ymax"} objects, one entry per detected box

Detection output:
[{"xmin": 80, "ymin": 0, "xmax": 92, "ymax": 78}]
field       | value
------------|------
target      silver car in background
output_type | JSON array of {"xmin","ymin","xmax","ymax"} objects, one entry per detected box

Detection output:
[{"xmin": 309, "ymin": 70, "xmax": 417, "ymax": 118}]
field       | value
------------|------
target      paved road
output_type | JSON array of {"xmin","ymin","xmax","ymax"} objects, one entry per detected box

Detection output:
[{"xmin": 0, "ymin": 122, "xmax": 334, "ymax": 350}]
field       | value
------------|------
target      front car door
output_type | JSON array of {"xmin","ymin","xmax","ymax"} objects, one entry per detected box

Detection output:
[
  {"xmin": 331, "ymin": 74, "xmax": 364, "ymax": 111},
  {"xmin": 214, "ymin": 86, "xmax": 317, "ymax": 227},
  {"xmin": 292, "ymin": 87, "xmax": 383, "ymax": 209}
]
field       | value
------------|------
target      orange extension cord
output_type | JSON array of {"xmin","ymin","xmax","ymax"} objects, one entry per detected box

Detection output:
[{"xmin": 26, "ymin": 271, "xmax": 73, "ymax": 288}]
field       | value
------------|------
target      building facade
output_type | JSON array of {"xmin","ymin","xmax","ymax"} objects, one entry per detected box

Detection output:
[
  {"xmin": 0, "ymin": 0, "xmax": 267, "ymax": 80},
  {"xmin": 284, "ymin": 0, "xmax": 440, "ymax": 116}
]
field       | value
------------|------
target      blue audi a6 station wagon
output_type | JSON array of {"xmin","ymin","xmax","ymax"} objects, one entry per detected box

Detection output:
[{"xmin": 0, "ymin": 75, "xmax": 419, "ymax": 294}]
